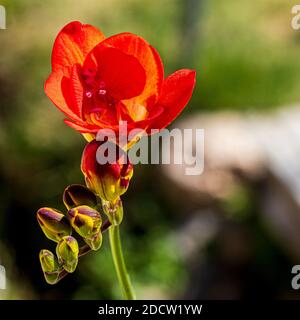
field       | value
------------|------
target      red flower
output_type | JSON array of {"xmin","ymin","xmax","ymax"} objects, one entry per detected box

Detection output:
[{"xmin": 45, "ymin": 21, "xmax": 196, "ymax": 138}]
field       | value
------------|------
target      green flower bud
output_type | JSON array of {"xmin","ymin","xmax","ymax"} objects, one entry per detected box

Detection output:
[
  {"xmin": 39, "ymin": 249, "xmax": 60, "ymax": 285},
  {"xmin": 67, "ymin": 205, "xmax": 102, "ymax": 239},
  {"xmin": 63, "ymin": 184, "xmax": 98, "ymax": 210},
  {"xmin": 56, "ymin": 236, "xmax": 79, "ymax": 273},
  {"xmin": 84, "ymin": 232, "xmax": 102, "ymax": 251},
  {"xmin": 37, "ymin": 207, "xmax": 72, "ymax": 242},
  {"xmin": 102, "ymin": 198, "xmax": 123, "ymax": 226}
]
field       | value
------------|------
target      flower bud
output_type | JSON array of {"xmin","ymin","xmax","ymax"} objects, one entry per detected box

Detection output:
[
  {"xmin": 67, "ymin": 205, "xmax": 102, "ymax": 239},
  {"xmin": 56, "ymin": 236, "xmax": 79, "ymax": 273},
  {"xmin": 39, "ymin": 249, "xmax": 60, "ymax": 284},
  {"xmin": 81, "ymin": 140, "xmax": 133, "ymax": 202},
  {"xmin": 102, "ymin": 198, "xmax": 123, "ymax": 226},
  {"xmin": 84, "ymin": 232, "xmax": 102, "ymax": 251},
  {"xmin": 63, "ymin": 184, "xmax": 98, "ymax": 210},
  {"xmin": 37, "ymin": 207, "xmax": 72, "ymax": 242}
]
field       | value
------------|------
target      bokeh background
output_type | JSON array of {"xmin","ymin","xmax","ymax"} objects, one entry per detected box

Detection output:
[{"xmin": 1, "ymin": 0, "xmax": 300, "ymax": 299}]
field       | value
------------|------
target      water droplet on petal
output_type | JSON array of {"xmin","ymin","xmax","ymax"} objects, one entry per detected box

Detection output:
[
  {"xmin": 98, "ymin": 89, "xmax": 107, "ymax": 96},
  {"xmin": 85, "ymin": 91, "xmax": 93, "ymax": 98}
]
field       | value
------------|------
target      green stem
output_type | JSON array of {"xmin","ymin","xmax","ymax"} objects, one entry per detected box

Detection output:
[{"xmin": 109, "ymin": 225, "xmax": 136, "ymax": 300}]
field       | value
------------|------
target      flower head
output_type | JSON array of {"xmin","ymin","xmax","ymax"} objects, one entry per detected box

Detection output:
[
  {"xmin": 39, "ymin": 249, "xmax": 60, "ymax": 284},
  {"xmin": 63, "ymin": 184, "xmax": 98, "ymax": 210},
  {"xmin": 45, "ymin": 21, "xmax": 196, "ymax": 141},
  {"xmin": 56, "ymin": 236, "xmax": 79, "ymax": 273},
  {"xmin": 37, "ymin": 207, "xmax": 72, "ymax": 242},
  {"xmin": 81, "ymin": 140, "xmax": 133, "ymax": 202},
  {"xmin": 67, "ymin": 205, "xmax": 102, "ymax": 239}
]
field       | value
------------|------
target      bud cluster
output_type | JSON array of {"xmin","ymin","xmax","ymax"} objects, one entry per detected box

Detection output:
[{"xmin": 37, "ymin": 184, "xmax": 103, "ymax": 284}]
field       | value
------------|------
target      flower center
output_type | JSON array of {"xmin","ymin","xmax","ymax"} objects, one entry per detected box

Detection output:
[
  {"xmin": 81, "ymin": 68, "xmax": 121, "ymax": 125},
  {"xmin": 82, "ymin": 69, "xmax": 109, "ymax": 101}
]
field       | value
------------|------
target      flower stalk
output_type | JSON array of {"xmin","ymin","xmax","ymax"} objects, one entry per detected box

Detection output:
[{"xmin": 109, "ymin": 224, "xmax": 135, "ymax": 300}]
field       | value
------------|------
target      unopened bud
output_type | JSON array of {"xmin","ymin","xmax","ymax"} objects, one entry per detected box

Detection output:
[
  {"xmin": 37, "ymin": 207, "xmax": 71, "ymax": 242},
  {"xmin": 81, "ymin": 140, "xmax": 133, "ymax": 202},
  {"xmin": 67, "ymin": 205, "xmax": 102, "ymax": 239},
  {"xmin": 39, "ymin": 249, "xmax": 60, "ymax": 285},
  {"xmin": 63, "ymin": 184, "xmax": 98, "ymax": 210},
  {"xmin": 56, "ymin": 236, "xmax": 79, "ymax": 273}
]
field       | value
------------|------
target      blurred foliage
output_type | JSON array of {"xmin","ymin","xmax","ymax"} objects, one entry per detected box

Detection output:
[
  {"xmin": 195, "ymin": 0, "xmax": 300, "ymax": 111},
  {"xmin": 0, "ymin": 0, "xmax": 299, "ymax": 299}
]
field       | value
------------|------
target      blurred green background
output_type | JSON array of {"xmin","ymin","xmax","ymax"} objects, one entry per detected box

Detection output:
[{"xmin": 0, "ymin": 0, "xmax": 300, "ymax": 299}]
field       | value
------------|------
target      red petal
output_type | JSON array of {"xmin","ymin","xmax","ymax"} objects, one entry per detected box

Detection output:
[
  {"xmin": 149, "ymin": 45, "xmax": 164, "ymax": 96},
  {"xmin": 99, "ymin": 33, "xmax": 164, "ymax": 106},
  {"xmin": 60, "ymin": 64, "xmax": 85, "ymax": 118},
  {"xmin": 51, "ymin": 21, "xmax": 105, "ymax": 76},
  {"xmin": 128, "ymin": 106, "xmax": 163, "ymax": 131},
  {"xmin": 45, "ymin": 70, "xmax": 82, "ymax": 122},
  {"xmin": 90, "ymin": 46, "xmax": 146, "ymax": 100},
  {"xmin": 149, "ymin": 69, "xmax": 196, "ymax": 130},
  {"xmin": 64, "ymin": 119, "xmax": 99, "ymax": 133},
  {"xmin": 69, "ymin": 64, "xmax": 84, "ymax": 118},
  {"xmin": 81, "ymin": 140, "xmax": 99, "ymax": 177}
]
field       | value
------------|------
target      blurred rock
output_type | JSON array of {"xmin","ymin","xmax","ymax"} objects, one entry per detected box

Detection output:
[
  {"xmin": 176, "ymin": 209, "xmax": 220, "ymax": 260},
  {"xmin": 162, "ymin": 104, "xmax": 300, "ymax": 261},
  {"xmin": 161, "ymin": 112, "xmax": 266, "ymax": 207}
]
